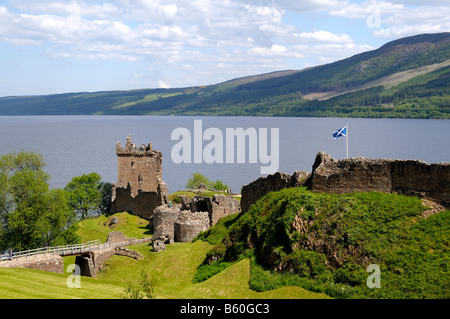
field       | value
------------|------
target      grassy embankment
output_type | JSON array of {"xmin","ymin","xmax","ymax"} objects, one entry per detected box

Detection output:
[
  {"xmin": 0, "ymin": 207, "xmax": 326, "ymax": 299},
  {"xmin": 194, "ymin": 188, "xmax": 450, "ymax": 299},
  {"xmin": 2, "ymin": 188, "xmax": 447, "ymax": 299}
]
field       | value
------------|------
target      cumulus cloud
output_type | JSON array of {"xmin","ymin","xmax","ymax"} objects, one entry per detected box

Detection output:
[
  {"xmin": 373, "ymin": 24, "xmax": 445, "ymax": 38},
  {"xmin": 293, "ymin": 31, "xmax": 353, "ymax": 43},
  {"xmin": 1, "ymin": 0, "xmax": 448, "ymax": 95},
  {"xmin": 157, "ymin": 80, "xmax": 170, "ymax": 88},
  {"xmin": 329, "ymin": 0, "xmax": 404, "ymax": 19},
  {"xmin": 245, "ymin": 0, "xmax": 347, "ymax": 12},
  {"xmin": 328, "ymin": 0, "xmax": 450, "ymax": 39}
]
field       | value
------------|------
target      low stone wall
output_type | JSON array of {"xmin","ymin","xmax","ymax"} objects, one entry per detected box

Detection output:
[
  {"xmin": 0, "ymin": 254, "xmax": 64, "ymax": 274},
  {"xmin": 241, "ymin": 170, "xmax": 310, "ymax": 213},
  {"xmin": 209, "ymin": 194, "xmax": 241, "ymax": 226}
]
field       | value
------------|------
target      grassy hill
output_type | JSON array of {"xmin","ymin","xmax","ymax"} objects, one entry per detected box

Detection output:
[
  {"xmin": 0, "ymin": 210, "xmax": 328, "ymax": 299},
  {"xmin": 0, "ymin": 32, "xmax": 449, "ymax": 118},
  {"xmin": 1, "ymin": 186, "xmax": 448, "ymax": 299},
  {"xmin": 195, "ymin": 188, "xmax": 450, "ymax": 299}
]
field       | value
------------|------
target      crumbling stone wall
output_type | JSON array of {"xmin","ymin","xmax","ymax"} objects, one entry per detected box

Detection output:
[
  {"xmin": 174, "ymin": 211, "xmax": 210, "ymax": 242},
  {"xmin": 111, "ymin": 135, "xmax": 169, "ymax": 224},
  {"xmin": 241, "ymin": 151, "xmax": 450, "ymax": 212},
  {"xmin": 153, "ymin": 205, "xmax": 181, "ymax": 243},
  {"xmin": 308, "ymin": 152, "xmax": 394, "ymax": 194},
  {"xmin": 309, "ymin": 151, "xmax": 450, "ymax": 206},
  {"xmin": 76, "ymin": 231, "xmax": 148, "ymax": 277},
  {"xmin": 0, "ymin": 254, "xmax": 64, "ymax": 274},
  {"xmin": 150, "ymin": 195, "xmax": 240, "ymax": 250},
  {"xmin": 76, "ymin": 246, "xmax": 144, "ymax": 277},
  {"xmin": 186, "ymin": 195, "xmax": 241, "ymax": 226},
  {"xmin": 241, "ymin": 170, "xmax": 310, "ymax": 213}
]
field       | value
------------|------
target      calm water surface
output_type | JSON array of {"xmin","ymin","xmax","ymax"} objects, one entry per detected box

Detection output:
[{"xmin": 0, "ymin": 116, "xmax": 449, "ymax": 193}]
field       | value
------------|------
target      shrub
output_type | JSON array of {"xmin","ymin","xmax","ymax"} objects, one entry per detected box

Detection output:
[
  {"xmin": 281, "ymin": 250, "xmax": 330, "ymax": 279},
  {"xmin": 333, "ymin": 263, "xmax": 367, "ymax": 287}
]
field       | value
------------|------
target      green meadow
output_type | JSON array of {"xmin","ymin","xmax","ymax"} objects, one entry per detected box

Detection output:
[{"xmin": 0, "ymin": 211, "xmax": 328, "ymax": 299}]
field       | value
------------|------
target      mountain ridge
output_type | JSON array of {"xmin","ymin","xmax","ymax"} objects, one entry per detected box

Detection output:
[{"xmin": 0, "ymin": 32, "xmax": 449, "ymax": 118}]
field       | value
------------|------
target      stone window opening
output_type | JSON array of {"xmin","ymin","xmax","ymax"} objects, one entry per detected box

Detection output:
[
  {"xmin": 131, "ymin": 162, "xmax": 135, "ymax": 169},
  {"xmin": 138, "ymin": 175, "xmax": 143, "ymax": 183}
]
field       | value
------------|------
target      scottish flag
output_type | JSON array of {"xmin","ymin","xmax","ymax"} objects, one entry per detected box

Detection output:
[{"xmin": 333, "ymin": 126, "xmax": 347, "ymax": 139}]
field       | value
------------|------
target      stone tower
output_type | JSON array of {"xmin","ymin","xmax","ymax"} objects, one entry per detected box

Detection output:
[{"xmin": 111, "ymin": 135, "xmax": 169, "ymax": 225}]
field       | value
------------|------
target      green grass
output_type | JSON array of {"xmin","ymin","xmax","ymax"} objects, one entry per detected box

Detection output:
[
  {"xmin": 76, "ymin": 211, "xmax": 151, "ymax": 243},
  {"xmin": 95, "ymin": 241, "xmax": 329, "ymax": 299},
  {"xmin": 0, "ymin": 268, "xmax": 124, "ymax": 299},
  {"xmin": 196, "ymin": 188, "xmax": 450, "ymax": 299},
  {"xmin": 1, "ymin": 211, "xmax": 327, "ymax": 299},
  {"xmin": 3, "ymin": 189, "xmax": 448, "ymax": 299}
]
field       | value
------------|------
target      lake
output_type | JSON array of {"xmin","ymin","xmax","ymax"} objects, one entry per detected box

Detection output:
[{"xmin": 0, "ymin": 116, "xmax": 449, "ymax": 193}]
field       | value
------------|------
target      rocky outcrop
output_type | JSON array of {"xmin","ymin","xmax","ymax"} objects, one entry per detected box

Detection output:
[{"xmin": 241, "ymin": 151, "xmax": 450, "ymax": 212}]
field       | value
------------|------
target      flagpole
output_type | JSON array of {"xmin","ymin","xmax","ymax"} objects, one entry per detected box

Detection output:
[{"xmin": 346, "ymin": 123, "xmax": 349, "ymax": 158}]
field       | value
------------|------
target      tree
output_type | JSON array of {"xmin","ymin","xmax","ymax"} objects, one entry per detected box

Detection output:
[
  {"xmin": 185, "ymin": 173, "xmax": 230, "ymax": 191},
  {"xmin": 122, "ymin": 271, "xmax": 154, "ymax": 299},
  {"xmin": 185, "ymin": 173, "xmax": 212, "ymax": 189},
  {"xmin": 64, "ymin": 172, "xmax": 103, "ymax": 219},
  {"xmin": 99, "ymin": 182, "xmax": 112, "ymax": 215},
  {"xmin": 0, "ymin": 151, "xmax": 77, "ymax": 251},
  {"xmin": 211, "ymin": 180, "xmax": 230, "ymax": 192}
]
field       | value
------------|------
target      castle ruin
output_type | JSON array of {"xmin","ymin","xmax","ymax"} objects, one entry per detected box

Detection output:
[
  {"xmin": 111, "ymin": 135, "xmax": 169, "ymax": 225},
  {"xmin": 241, "ymin": 151, "xmax": 450, "ymax": 212},
  {"xmin": 111, "ymin": 135, "xmax": 241, "ymax": 251}
]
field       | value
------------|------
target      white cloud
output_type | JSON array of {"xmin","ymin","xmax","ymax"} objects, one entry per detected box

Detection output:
[
  {"xmin": 328, "ymin": 0, "xmax": 450, "ymax": 39},
  {"xmin": 9, "ymin": 0, "xmax": 120, "ymax": 18},
  {"xmin": 294, "ymin": 31, "xmax": 353, "ymax": 43},
  {"xmin": 330, "ymin": 0, "xmax": 404, "ymax": 19},
  {"xmin": 373, "ymin": 24, "xmax": 445, "ymax": 38},
  {"xmin": 245, "ymin": 0, "xmax": 347, "ymax": 12},
  {"xmin": 3, "ymin": 0, "xmax": 448, "ymax": 96},
  {"xmin": 157, "ymin": 80, "xmax": 170, "ymax": 88}
]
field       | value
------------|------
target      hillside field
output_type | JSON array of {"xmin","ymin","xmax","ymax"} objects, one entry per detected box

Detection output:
[
  {"xmin": 0, "ymin": 211, "xmax": 328, "ymax": 299},
  {"xmin": 0, "ymin": 188, "xmax": 448, "ymax": 300}
]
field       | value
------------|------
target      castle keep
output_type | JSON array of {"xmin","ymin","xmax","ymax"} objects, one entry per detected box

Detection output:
[
  {"xmin": 111, "ymin": 135, "xmax": 169, "ymax": 224},
  {"xmin": 111, "ymin": 135, "xmax": 241, "ymax": 251}
]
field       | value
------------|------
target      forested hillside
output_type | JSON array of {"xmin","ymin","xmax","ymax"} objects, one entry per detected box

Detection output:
[{"xmin": 0, "ymin": 32, "xmax": 449, "ymax": 119}]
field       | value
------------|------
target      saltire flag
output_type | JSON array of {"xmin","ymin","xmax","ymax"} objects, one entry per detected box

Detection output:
[{"xmin": 333, "ymin": 126, "xmax": 347, "ymax": 139}]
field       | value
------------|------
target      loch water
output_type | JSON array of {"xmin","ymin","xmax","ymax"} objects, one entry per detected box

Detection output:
[{"xmin": 0, "ymin": 115, "xmax": 449, "ymax": 193}]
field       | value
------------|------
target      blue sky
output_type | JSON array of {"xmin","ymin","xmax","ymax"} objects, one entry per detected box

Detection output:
[{"xmin": 0, "ymin": 0, "xmax": 449, "ymax": 96}]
